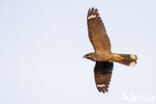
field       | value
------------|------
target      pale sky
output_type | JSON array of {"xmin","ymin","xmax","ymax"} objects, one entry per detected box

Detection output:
[{"xmin": 0, "ymin": 0, "xmax": 156, "ymax": 104}]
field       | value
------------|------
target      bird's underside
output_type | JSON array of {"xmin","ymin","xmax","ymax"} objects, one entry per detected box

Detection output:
[{"xmin": 83, "ymin": 8, "xmax": 138, "ymax": 93}]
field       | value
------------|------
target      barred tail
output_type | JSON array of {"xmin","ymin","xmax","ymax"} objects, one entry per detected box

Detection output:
[{"xmin": 111, "ymin": 53, "xmax": 138, "ymax": 66}]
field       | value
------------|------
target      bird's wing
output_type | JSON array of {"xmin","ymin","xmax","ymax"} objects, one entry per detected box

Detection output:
[
  {"xmin": 87, "ymin": 8, "xmax": 111, "ymax": 53},
  {"xmin": 94, "ymin": 62, "xmax": 113, "ymax": 93}
]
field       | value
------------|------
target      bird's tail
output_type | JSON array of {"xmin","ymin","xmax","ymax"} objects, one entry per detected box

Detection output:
[{"xmin": 111, "ymin": 53, "xmax": 138, "ymax": 66}]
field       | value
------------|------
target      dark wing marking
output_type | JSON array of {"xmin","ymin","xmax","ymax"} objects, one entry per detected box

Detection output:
[
  {"xmin": 94, "ymin": 62, "xmax": 113, "ymax": 93},
  {"xmin": 87, "ymin": 8, "xmax": 111, "ymax": 53}
]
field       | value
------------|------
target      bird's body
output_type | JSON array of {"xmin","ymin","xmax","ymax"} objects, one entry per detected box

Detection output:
[
  {"xmin": 83, "ymin": 8, "xmax": 138, "ymax": 93},
  {"xmin": 84, "ymin": 52, "xmax": 112, "ymax": 62}
]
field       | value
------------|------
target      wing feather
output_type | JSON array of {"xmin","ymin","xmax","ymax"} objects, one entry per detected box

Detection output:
[
  {"xmin": 87, "ymin": 8, "xmax": 111, "ymax": 53},
  {"xmin": 94, "ymin": 62, "xmax": 113, "ymax": 93}
]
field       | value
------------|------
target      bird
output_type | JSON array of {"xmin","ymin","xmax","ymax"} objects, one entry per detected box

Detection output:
[{"xmin": 83, "ymin": 8, "xmax": 138, "ymax": 93}]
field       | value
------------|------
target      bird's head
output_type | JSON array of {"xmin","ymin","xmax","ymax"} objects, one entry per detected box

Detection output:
[{"xmin": 83, "ymin": 53, "xmax": 96, "ymax": 61}]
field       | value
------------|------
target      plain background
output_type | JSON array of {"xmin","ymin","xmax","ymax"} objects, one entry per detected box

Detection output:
[{"xmin": 0, "ymin": 0, "xmax": 156, "ymax": 104}]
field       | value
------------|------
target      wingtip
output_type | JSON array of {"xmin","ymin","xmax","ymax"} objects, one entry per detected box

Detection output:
[
  {"xmin": 96, "ymin": 84, "xmax": 109, "ymax": 94},
  {"xmin": 88, "ymin": 7, "xmax": 98, "ymax": 12},
  {"xmin": 87, "ymin": 7, "xmax": 99, "ymax": 20}
]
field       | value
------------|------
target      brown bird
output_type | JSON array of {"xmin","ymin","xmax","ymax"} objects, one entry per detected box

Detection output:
[{"xmin": 83, "ymin": 8, "xmax": 138, "ymax": 93}]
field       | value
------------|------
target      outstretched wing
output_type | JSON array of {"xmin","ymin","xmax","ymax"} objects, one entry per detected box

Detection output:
[
  {"xmin": 87, "ymin": 8, "xmax": 111, "ymax": 53},
  {"xmin": 94, "ymin": 62, "xmax": 113, "ymax": 93}
]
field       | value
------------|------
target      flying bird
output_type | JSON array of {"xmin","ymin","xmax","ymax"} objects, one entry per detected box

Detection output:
[{"xmin": 83, "ymin": 8, "xmax": 138, "ymax": 93}]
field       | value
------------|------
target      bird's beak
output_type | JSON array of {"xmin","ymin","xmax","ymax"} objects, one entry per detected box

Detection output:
[{"xmin": 83, "ymin": 55, "xmax": 87, "ymax": 58}]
